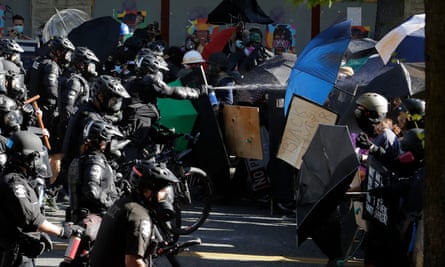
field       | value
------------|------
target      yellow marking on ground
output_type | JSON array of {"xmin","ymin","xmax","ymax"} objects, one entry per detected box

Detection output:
[
  {"xmin": 181, "ymin": 251, "xmax": 363, "ymax": 266},
  {"xmin": 54, "ymin": 243, "xmax": 363, "ymax": 266}
]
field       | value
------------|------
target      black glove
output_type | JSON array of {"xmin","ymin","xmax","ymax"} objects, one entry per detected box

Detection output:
[
  {"xmin": 18, "ymin": 232, "xmax": 46, "ymax": 258},
  {"xmin": 40, "ymin": 232, "xmax": 53, "ymax": 252},
  {"xmin": 356, "ymin": 132, "xmax": 373, "ymax": 149},
  {"xmin": 59, "ymin": 223, "xmax": 85, "ymax": 239}
]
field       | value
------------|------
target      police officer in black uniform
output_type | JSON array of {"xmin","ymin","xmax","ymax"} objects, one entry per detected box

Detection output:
[
  {"xmin": 121, "ymin": 48, "xmax": 199, "ymax": 156},
  {"xmin": 0, "ymin": 131, "xmax": 77, "ymax": 267},
  {"xmin": 56, "ymin": 75, "xmax": 130, "ymax": 198},
  {"xmin": 26, "ymin": 36, "xmax": 75, "ymax": 139},
  {"xmin": 90, "ymin": 161, "xmax": 179, "ymax": 267},
  {"xmin": 68, "ymin": 119, "xmax": 122, "ymax": 223},
  {"xmin": 0, "ymin": 38, "xmax": 26, "ymax": 75},
  {"xmin": 50, "ymin": 47, "xmax": 100, "ymax": 187}
]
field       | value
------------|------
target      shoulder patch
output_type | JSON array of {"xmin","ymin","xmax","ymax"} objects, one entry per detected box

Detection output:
[
  {"xmin": 14, "ymin": 184, "xmax": 27, "ymax": 198},
  {"xmin": 140, "ymin": 219, "xmax": 151, "ymax": 238}
]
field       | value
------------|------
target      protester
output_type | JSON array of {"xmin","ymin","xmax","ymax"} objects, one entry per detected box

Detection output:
[{"xmin": 7, "ymin": 14, "xmax": 32, "ymax": 40}]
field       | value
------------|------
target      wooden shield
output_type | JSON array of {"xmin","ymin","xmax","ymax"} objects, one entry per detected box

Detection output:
[{"xmin": 223, "ymin": 105, "xmax": 262, "ymax": 160}]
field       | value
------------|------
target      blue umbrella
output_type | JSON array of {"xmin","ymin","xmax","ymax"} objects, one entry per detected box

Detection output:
[
  {"xmin": 375, "ymin": 13, "xmax": 425, "ymax": 64},
  {"xmin": 284, "ymin": 20, "xmax": 352, "ymax": 115}
]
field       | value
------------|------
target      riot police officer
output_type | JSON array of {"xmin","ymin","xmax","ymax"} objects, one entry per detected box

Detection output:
[
  {"xmin": 90, "ymin": 161, "xmax": 179, "ymax": 267},
  {"xmin": 0, "ymin": 38, "xmax": 26, "ymax": 75},
  {"xmin": 51, "ymin": 47, "xmax": 100, "ymax": 186},
  {"xmin": 121, "ymin": 48, "xmax": 199, "ymax": 154},
  {"xmin": 68, "ymin": 119, "xmax": 122, "ymax": 223},
  {"xmin": 0, "ymin": 131, "xmax": 76, "ymax": 267},
  {"xmin": 56, "ymin": 75, "xmax": 130, "ymax": 199},
  {"xmin": 26, "ymin": 36, "xmax": 75, "ymax": 140}
]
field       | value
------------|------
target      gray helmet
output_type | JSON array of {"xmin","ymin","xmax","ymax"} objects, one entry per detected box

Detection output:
[
  {"xmin": 82, "ymin": 119, "xmax": 123, "ymax": 144},
  {"xmin": 0, "ymin": 39, "xmax": 24, "ymax": 56},
  {"xmin": 135, "ymin": 48, "xmax": 169, "ymax": 74},
  {"xmin": 130, "ymin": 161, "xmax": 178, "ymax": 191},
  {"xmin": 355, "ymin": 92, "xmax": 388, "ymax": 123}
]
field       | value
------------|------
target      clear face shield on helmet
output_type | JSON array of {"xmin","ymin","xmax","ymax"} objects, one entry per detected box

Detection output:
[
  {"xmin": 86, "ymin": 62, "xmax": 98, "ymax": 77},
  {"xmin": 7, "ymin": 73, "xmax": 26, "ymax": 101},
  {"xmin": 155, "ymin": 184, "xmax": 176, "ymax": 222},
  {"xmin": 28, "ymin": 147, "xmax": 52, "ymax": 179},
  {"xmin": 106, "ymin": 95, "xmax": 123, "ymax": 114}
]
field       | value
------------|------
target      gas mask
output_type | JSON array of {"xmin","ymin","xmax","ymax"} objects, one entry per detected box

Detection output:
[
  {"xmin": 104, "ymin": 95, "xmax": 123, "ymax": 115},
  {"xmin": 155, "ymin": 185, "xmax": 176, "ymax": 222},
  {"xmin": 25, "ymin": 147, "xmax": 52, "ymax": 179}
]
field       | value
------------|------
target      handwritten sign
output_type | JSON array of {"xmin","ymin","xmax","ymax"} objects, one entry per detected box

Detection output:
[{"xmin": 277, "ymin": 95, "xmax": 337, "ymax": 169}]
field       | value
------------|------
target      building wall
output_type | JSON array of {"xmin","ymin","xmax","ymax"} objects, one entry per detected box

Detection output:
[{"xmin": 5, "ymin": 0, "xmax": 380, "ymax": 54}]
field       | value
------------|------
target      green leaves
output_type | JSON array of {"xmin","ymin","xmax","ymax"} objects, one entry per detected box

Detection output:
[{"xmin": 286, "ymin": 0, "xmax": 335, "ymax": 8}]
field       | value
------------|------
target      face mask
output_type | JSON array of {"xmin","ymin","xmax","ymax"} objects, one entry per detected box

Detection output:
[{"xmin": 13, "ymin": 25, "xmax": 24, "ymax": 33}]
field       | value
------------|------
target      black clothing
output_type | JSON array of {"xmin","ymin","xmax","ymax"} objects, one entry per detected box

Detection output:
[
  {"xmin": 62, "ymin": 102, "xmax": 105, "ymax": 164},
  {"xmin": 68, "ymin": 151, "xmax": 119, "ymax": 222},
  {"xmin": 56, "ymin": 70, "xmax": 90, "ymax": 152},
  {"xmin": 0, "ymin": 170, "xmax": 46, "ymax": 267},
  {"xmin": 89, "ymin": 194, "xmax": 153, "ymax": 267},
  {"xmin": 26, "ymin": 57, "xmax": 61, "ymax": 144},
  {"xmin": 121, "ymin": 72, "xmax": 198, "ymax": 148}
]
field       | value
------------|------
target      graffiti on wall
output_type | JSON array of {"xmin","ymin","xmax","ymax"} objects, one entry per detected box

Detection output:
[{"xmin": 265, "ymin": 24, "xmax": 296, "ymax": 54}]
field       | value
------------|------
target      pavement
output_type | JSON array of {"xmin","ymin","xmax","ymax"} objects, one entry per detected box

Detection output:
[{"xmin": 36, "ymin": 199, "xmax": 364, "ymax": 267}]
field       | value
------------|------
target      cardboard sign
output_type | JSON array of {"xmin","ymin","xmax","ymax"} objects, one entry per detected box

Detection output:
[
  {"xmin": 277, "ymin": 95, "xmax": 337, "ymax": 169},
  {"xmin": 223, "ymin": 105, "xmax": 262, "ymax": 160}
]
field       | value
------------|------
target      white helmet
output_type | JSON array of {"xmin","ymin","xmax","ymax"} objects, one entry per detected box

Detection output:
[{"xmin": 182, "ymin": 49, "xmax": 205, "ymax": 65}]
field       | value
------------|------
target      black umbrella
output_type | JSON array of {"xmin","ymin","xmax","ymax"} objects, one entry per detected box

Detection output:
[
  {"xmin": 207, "ymin": 0, "xmax": 273, "ymax": 25},
  {"xmin": 296, "ymin": 124, "xmax": 359, "ymax": 246},
  {"xmin": 240, "ymin": 53, "xmax": 297, "ymax": 86},
  {"xmin": 68, "ymin": 16, "xmax": 121, "ymax": 62}
]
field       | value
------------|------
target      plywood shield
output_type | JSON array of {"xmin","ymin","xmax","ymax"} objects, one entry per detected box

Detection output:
[{"xmin": 223, "ymin": 105, "xmax": 262, "ymax": 160}]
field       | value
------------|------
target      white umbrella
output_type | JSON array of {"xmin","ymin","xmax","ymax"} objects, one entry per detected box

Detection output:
[{"xmin": 42, "ymin": 8, "xmax": 91, "ymax": 43}]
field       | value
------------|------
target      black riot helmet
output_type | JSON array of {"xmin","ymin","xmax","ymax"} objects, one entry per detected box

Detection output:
[
  {"xmin": 402, "ymin": 98, "xmax": 425, "ymax": 129},
  {"xmin": 91, "ymin": 74, "xmax": 130, "ymax": 114},
  {"xmin": 130, "ymin": 161, "xmax": 178, "ymax": 221},
  {"xmin": 71, "ymin": 46, "xmax": 100, "ymax": 77},
  {"xmin": 6, "ymin": 131, "xmax": 52, "ymax": 178},
  {"xmin": 130, "ymin": 161, "xmax": 178, "ymax": 192},
  {"xmin": 400, "ymin": 128, "xmax": 424, "ymax": 162},
  {"xmin": 47, "ymin": 36, "xmax": 75, "ymax": 66},
  {"xmin": 207, "ymin": 52, "xmax": 228, "ymax": 73},
  {"xmin": 0, "ymin": 94, "xmax": 23, "ymax": 135},
  {"xmin": 135, "ymin": 48, "xmax": 169, "ymax": 74}
]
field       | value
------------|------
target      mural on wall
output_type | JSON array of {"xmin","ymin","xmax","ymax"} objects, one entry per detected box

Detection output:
[
  {"xmin": 0, "ymin": 6, "xmax": 5, "ymax": 37},
  {"xmin": 115, "ymin": 10, "xmax": 147, "ymax": 32},
  {"xmin": 186, "ymin": 18, "xmax": 219, "ymax": 52},
  {"xmin": 265, "ymin": 24, "xmax": 296, "ymax": 54}
]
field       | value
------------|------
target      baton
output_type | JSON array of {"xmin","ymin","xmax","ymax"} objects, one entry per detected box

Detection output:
[{"xmin": 24, "ymin": 95, "xmax": 51, "ymax": 150}]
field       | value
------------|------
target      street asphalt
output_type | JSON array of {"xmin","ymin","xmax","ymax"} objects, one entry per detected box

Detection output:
[{"xmin": 36, "ymin": 199, "xmax": 364, "ymax": 267}]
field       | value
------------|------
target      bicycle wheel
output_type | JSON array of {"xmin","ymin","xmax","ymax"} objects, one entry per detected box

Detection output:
[{"xmin": 173, "ymin": 167, "xmax": 212, "ymax": 235}]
